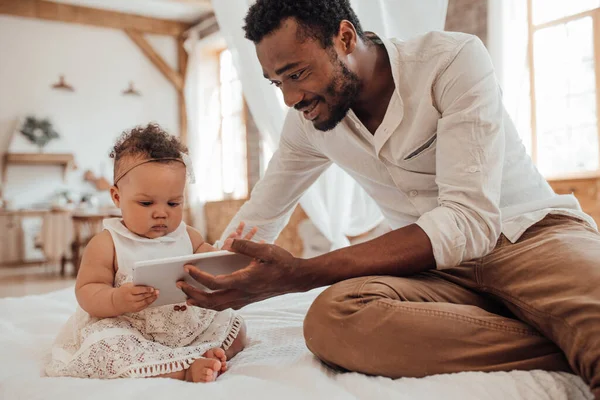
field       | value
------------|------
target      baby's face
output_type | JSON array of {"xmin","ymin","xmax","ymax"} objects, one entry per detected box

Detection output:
[{"xmin": 111, "ymin": 160, "xmax": 186, "ymax": 239}]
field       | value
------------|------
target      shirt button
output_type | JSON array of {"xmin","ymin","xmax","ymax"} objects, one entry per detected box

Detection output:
[
  {"xmin": 355, "ymin": 122, "xmax": 361, "ymax": 129},
  {"xmin": 468, "ymin": 166, "xmax": 478, "ymax": 173},
  {"xmin": 409, "ymin": 190, "xmax": 418, "ymax": 197}
]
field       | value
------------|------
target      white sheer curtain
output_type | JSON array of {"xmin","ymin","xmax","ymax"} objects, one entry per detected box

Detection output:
[
  {"xmin": 184, "ymin": 32, "xmax": 223, "ymax": 236},
  {"xmin": 350, "ymin": 0, "xmax": 447, "ymax": 40},
  {"xmin": 487, "ymin": 0, "xmax": 532, "ymax": 154},
  {"xmin": 211, "ymin": 0, "xmax": 448, "ymax": 250}
]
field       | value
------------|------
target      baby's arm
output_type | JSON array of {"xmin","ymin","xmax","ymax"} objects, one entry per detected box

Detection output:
[
  {"xmin": 75, "ymin": 231, "xmax": 120, "ymax": 317},
  {"xmin": 186, "ymin": 222, "xmax": 259, "ymax": 254},
  {"xmin": 187, "ymin": 226, "xmax": 215, "ymax": 253},
  {"xmin": 75, "ymin": 231, "xmax": 157, "ymax": 317}
]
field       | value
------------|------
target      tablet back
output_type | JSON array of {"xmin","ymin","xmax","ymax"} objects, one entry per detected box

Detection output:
[{"xmin": 132, "ymin": 251, "xmax": 253, "ymax": 307}]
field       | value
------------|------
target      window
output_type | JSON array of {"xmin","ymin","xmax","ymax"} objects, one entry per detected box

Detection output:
[
  {"xmin": 528, "ymin": 0, "xmax": 600, "ymax": 177},
  {"xmin": 205, "ymin": 49, "xmax": 248, "ymax": 201}
]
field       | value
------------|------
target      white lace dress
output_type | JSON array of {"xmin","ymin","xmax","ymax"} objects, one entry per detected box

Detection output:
[{"xmin": 46, "ymin": 218, "xmax": 243, "ymax": 379}]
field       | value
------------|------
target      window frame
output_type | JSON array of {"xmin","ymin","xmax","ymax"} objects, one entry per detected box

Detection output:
[{"xmin": 526, "ymin": 1, "xmax": 600, "ymax": 179}]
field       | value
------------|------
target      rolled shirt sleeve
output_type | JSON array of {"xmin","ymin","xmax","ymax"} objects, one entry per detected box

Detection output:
[{"xmin": 416, "ymin": 36, "xmax": 505, "ymax": 269}]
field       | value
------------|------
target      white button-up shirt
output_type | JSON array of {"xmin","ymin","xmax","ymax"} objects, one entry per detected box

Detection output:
[{"xmin": 219, "ymin": 31, "xmax": 595, "ymax": 269}]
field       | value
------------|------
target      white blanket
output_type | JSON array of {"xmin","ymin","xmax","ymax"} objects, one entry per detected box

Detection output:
[{"xmin": 0, "ymin": 288, "xmax": 593, "ymax": 400}]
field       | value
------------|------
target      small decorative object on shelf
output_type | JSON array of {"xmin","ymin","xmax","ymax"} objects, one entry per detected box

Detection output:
[
  {"xmin": 19, "ymin": 116, "xmax": 60, "ymax": 152},
  {"xmin": 51, "ymin": 75, "xmax": 74, "ymax": 92},
  {"xmin": 122, "ymin": 81, "xmax": 141, "ymax": 96},
  {"xmin": 83, "ymin": 170, "xmax": 111, "ymax": 191}
]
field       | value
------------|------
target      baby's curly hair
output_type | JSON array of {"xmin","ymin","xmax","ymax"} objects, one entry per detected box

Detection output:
[
  {"xmin": 243, "ymin": 0, "xmax": 364, "ymax": 48},
  {"xmin": 110, "ymin": 123, "xmax": 188, "ymax": 182}
]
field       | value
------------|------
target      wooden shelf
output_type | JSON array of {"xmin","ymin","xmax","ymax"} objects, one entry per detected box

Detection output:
[{"xmin": 2, "ymin": 153, "xmax": 76, "ymax": 182}]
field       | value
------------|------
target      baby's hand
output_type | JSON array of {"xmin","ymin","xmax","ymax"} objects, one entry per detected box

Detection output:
[
  {"xmin": 112, "ymin": 283, "xmax": 158, "ymax": 314},
  {"xmin": 226, "ymin": 221, "xmax": 258, "ymax": 243}
]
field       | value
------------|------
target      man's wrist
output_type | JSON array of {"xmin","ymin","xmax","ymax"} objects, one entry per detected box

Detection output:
[{"xmin": 292, "ymin": 256, "xmax": 324, "ymax": 292}]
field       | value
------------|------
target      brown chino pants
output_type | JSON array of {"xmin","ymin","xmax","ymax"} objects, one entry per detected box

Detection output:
[{"xmin": 303, "ymin": 214, "xmax": 600, "ymax": 398}]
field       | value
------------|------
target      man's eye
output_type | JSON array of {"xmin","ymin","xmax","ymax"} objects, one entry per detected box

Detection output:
[
  {"xmin": 168, "ymin": 202, "xmax": 181, "ymax": 207},
  {"xmin": 138, "ymin": 202, "xmax": 152, "ymax": 206},
  {"xmin": 270, "ymin": 81, "xmax": 281, "ymax": 87},
  {"xmin": 290, "ymin": 71, "xmax": 304, "ymax": 80}
]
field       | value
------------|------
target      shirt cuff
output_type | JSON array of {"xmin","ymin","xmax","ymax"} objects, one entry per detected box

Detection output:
[{"xmin": 416, "ymin": 207, "xmax": 467, "ymax": 269}]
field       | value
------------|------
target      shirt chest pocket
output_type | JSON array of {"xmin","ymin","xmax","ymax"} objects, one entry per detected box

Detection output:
[{"xmin": 397, "ymin": 133, "xmax": 437, "ymax": 174}]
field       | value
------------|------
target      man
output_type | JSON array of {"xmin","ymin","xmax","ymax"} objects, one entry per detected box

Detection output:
[{"xmin": 178, "ymin": 0, "xmax": 600, "ymax": 396}]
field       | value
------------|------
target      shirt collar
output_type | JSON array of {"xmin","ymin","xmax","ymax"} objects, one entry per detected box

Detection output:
[{"xmin": 348, "ymin": 33, "xmax": 405, "ymax": 155}]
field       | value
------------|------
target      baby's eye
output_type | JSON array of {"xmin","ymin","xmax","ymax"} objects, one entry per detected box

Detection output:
[
  {"xmin": 168, "ymin": 202, "xmax": 181, "ymax": 207},
  {"xmin": 138, "ymin": 201, "xmax": 152, "ymax": 207}
]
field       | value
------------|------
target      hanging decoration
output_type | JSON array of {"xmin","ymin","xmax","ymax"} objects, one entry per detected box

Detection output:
[
  {"xmin": 51, "ymin": 75, "xmax": 75, "ymax": 92},
  {"xmin": 122, "ymin": 81, "xmax": 141, "ymax": 96}
]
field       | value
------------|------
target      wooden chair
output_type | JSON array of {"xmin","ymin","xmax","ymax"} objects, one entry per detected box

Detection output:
[{"xmin": 38, "ymin": 209, "xmax": 72, "ymax": 276}]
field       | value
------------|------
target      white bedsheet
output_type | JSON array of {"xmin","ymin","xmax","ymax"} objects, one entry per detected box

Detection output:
[{"xmin": 0, "ymin": 287, "xmax": 593, "ymax": 400}]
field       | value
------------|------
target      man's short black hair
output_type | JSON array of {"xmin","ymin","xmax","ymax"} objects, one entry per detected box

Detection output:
[{"xmin": 243, "ymin": 0, "xmax": 365, "ymax": 48}]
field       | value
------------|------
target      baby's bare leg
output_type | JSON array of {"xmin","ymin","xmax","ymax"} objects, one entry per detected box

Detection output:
[
  {"xmin": 224, "ymin": 319, "xmax": 247, "ymax": 360},
  {"xmin": 154, "ymin": 370, "xmax": 186, "ymax": 380}
]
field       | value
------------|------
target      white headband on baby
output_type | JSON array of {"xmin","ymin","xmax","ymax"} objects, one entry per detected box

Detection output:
[{"xmin": 114, "ymin": 153, "xmax": 196, "ymax": 185}]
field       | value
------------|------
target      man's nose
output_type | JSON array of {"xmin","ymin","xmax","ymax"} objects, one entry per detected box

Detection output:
[{"xmin": 281, "ymin": 84, "xmax": 303, "ymax": 108}]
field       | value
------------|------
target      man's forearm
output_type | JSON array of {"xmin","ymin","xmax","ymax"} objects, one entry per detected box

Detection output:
[{"xmin": 297, "ymin": 224, "xmax": 436, "ymax": 291}]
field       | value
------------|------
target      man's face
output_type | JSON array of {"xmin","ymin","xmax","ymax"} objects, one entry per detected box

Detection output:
[{"xmin": 256, "ymin": 18, "xmax": 360, "ymax": 131}]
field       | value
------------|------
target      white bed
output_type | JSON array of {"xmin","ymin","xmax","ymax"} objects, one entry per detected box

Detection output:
[{"xmin": 0, "ymin": 287, "xmax": 593, "ymax": 400}]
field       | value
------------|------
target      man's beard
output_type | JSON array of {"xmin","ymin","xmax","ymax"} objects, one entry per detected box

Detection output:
[{"xmin": 312, "ymin": 58, "xmax": 360, "ymax": 132}]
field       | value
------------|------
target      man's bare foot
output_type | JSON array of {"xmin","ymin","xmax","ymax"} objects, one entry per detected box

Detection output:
[
  {"xmin": 203, "ymin": 347, "xmax": 227, "ymax": 373},
  {"xmin": 184, "ymin": 357, "xmax": 221, "ymax": 383}
]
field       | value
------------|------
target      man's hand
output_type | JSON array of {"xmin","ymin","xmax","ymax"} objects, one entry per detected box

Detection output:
[{"xmin": 177, "ymin": 240, "xmax": 303, "ymax": 311}]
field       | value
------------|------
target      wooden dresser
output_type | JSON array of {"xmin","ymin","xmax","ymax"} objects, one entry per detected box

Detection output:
[
  {"xmin": 0, "ymin": 210, "xmax": 47, "ymax": 265},
  {"xmin": 547, "ymin": 174, "xmax": 600, "ymax": 225}
]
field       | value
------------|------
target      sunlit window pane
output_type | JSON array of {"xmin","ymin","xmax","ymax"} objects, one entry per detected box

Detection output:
[
  {"xmin": 206, "ymin": 137, "xmax": 223, "ymax": 201},
  {"xmin": 219, "ymin": 49, "xmax": 234, "ymax": 82},
  {"xmin": 217, "ymin": 49, "xmax": 248, "ymax": 200},
  {"xmin": 533, "ymin": 16, "xmax": 598, "ymax": 176},
  {"xmin": 221, "ymin": 117, "xmax": 235, "ymax": 194},
  {"xmin": 532, "ymin": 0, "xmax": 599, "ymax": 25},
  {"xmin": 232, "ymin": 116, "xmax": 248, "ymax": 199},
  {"xmin": 538, "ymin": 126, "xmax": 599, "ymax": 176},
  {"xmin": 231, "ymin": 80, "xmax": 244, "ymax": 114},
  {"xmin": 221, "ymin": 81, "xmax": 233, "ymax": 116}
]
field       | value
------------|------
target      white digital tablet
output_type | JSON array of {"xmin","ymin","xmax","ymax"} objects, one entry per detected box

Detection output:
[{"xmin": 132, "ymin": 250, "xmax": 253, "ymax": 307}]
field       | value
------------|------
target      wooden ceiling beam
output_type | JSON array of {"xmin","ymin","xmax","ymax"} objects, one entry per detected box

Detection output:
[
  {"xmin": 125, "ymin": 29, "xmax": 184, "ymax": 92},
  {"xmin": 0, "ymin": 0, "xmax": 192, "ymax": 36}
]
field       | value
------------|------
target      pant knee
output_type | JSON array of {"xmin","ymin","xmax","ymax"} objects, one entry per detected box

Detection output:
[
  {"xmin": 304, "ymin": 282, "xmax": 352, "ymax": 361},
  {"xmin": 304, "ymin": 278, "xmax": 383, "ymax": 366}
]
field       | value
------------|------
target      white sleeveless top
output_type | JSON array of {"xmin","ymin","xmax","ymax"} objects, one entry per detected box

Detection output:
[{"xmin": 45, "ymin": 218, "xmax": 242, "ymax": 379}]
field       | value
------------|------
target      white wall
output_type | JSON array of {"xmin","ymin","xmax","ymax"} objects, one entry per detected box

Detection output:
[{"xmin": 0, "ymin": 16, "xmax": 179, "ymax": 209}]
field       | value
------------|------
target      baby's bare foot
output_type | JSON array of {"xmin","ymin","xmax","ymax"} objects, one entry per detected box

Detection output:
[
  {"xmin": 185, "ymin": 357, "xmax": 221, "ymax": 383},
  {"xmin": 203, "ymin": 347, "xmax": 227, "ymax": 373}
]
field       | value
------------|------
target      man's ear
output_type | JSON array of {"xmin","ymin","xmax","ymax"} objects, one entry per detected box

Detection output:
[
  {"xmin": 110, "ymin": 185, "xmax": 121, "ymax": 208},
  {"xmin": 338, "ymin": 20, "xmax": 357, "ymax": 54}
]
